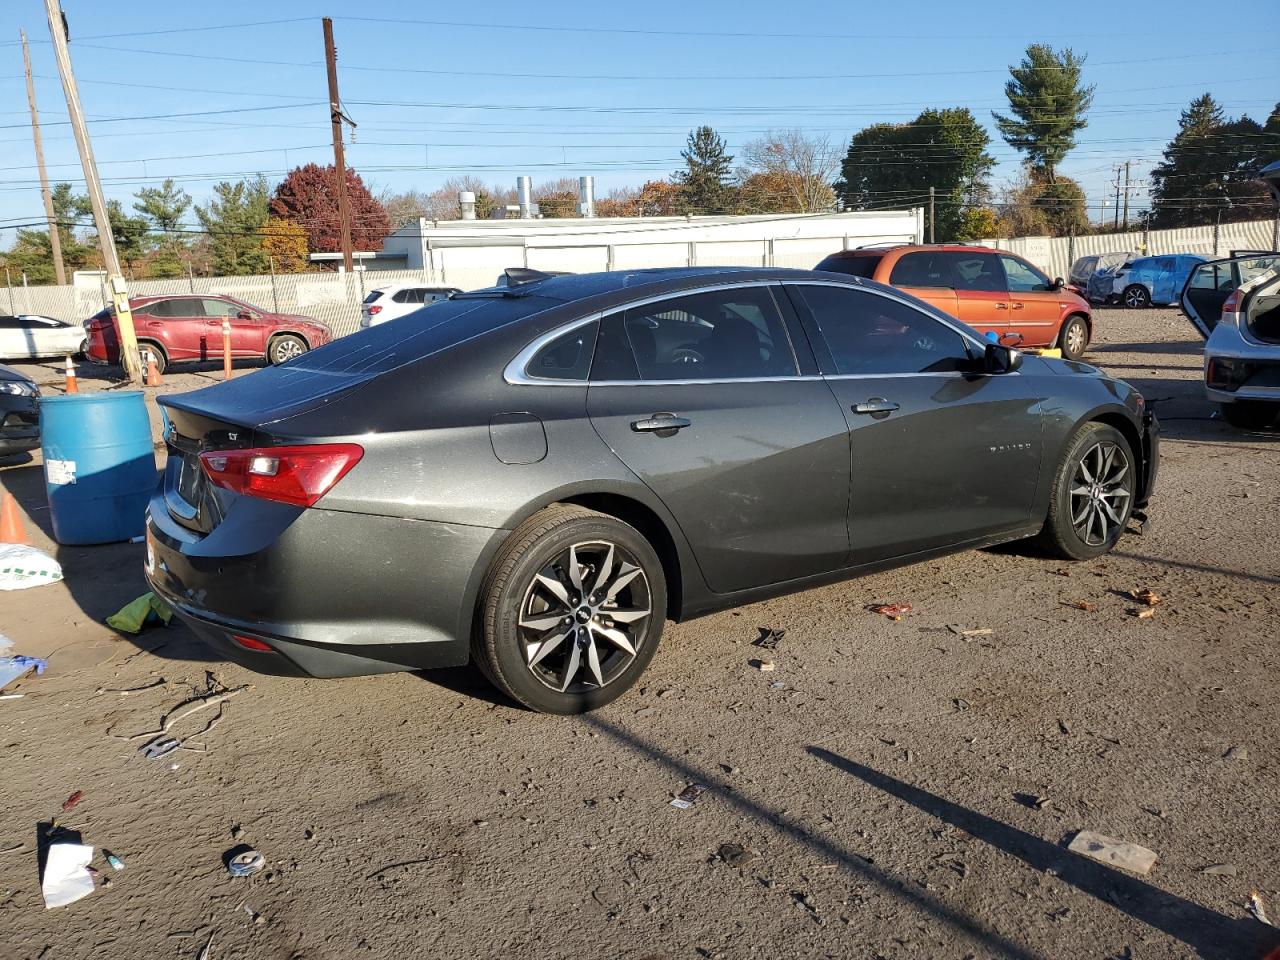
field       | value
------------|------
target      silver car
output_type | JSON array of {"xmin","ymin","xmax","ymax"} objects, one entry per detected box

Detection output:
[{"xmin": 1181, "ymin": 254, "xmax": 1280, "ymax": 429}]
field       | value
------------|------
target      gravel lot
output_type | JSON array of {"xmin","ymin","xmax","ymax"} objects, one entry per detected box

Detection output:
[{"xmin": 1, "ymin": 307, "xmax": 1278, "ymax": 960}]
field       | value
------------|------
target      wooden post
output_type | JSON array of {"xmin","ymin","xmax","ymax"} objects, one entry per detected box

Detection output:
[{"xmin": 222, "ymin": 318, "xmax": 232, "ymax": 379}]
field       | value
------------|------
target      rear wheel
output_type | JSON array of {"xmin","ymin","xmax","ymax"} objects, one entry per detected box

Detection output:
[
  {"xmin": 1219, "ymin": 400, "xmax": 1278, "ymax": 431},
  {"xmin": 269, "ymin": 334, "xmax": 308, "ymax": 365},
  {"xmin": 1122, "ymin": 284, "xmax": 1150, "ymax": 309},
  {"xmin": 1036, "ymin": 422, "xmax": 1136, "ymax": 560},
  {"xmin": 474, "ymin": 505, "xmax": 666, "ymax": 714},
  {"xmin": 1058, "ymin": 315, "xmax": 1090, "ymax": 361},
  {"xmin": 138, "ymin": 342, "xmax": 167, "ymax": 375}
]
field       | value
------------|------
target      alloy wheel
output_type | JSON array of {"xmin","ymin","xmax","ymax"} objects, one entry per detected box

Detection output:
[
  {"xmin": 1124, "ymin": 287, "xmax": 1147, "ymax": 308},
  {"xmin": 517, "ymin": 540, "xmax": 652, "ymax": 693},
  {"xmin": 274, "ymin": 338, "xmax": 304, "ymax": 362},
  {"xmin": 1069, "ymin": 441, "xmax": 1131, "ymax": 546},
  {"xmin": 1065, "ymin": 322, "xmax": 1086, "ymax": 357}
]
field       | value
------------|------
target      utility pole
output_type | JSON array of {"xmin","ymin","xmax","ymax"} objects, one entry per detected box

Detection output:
[
  {"xmin": 1112, "ymin": 166, "xmax": 1122, "ymax": 231},
  {"xmin": 21, "ymin": 29, "xmax": 65, "ymax": 286},
  {"xmin": 928, "ymin": 186, "xmax": 935, "ymax": 243},
  {"xmin": 1121, "ymin": 160, "xmax": 1131, "ymax": 230},
  {"xmin": 43, "ymin": 0, "xmax": 141, "ymax": 381},
  {"xmin": 323, "ymin": 17, "xmax": 354, "ymax": 273}
]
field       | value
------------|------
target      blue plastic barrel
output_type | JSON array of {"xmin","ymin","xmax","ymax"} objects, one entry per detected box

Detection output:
[{"xmin": 41, "ymin": 392, "xmax": 157, "ymax": 545}]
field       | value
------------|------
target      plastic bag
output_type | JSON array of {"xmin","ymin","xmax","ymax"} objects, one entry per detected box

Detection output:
[{"xmin": 0, "ymin": 544, "xmax": 63, "ymax": 591}]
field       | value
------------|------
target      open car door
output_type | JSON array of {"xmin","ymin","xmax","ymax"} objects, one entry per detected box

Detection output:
[{"xmin": 1181, "ymin": 255, "xmax": 1280, "ymax": 339}]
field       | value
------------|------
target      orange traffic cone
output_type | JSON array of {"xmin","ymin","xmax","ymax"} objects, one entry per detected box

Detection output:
[
  {"xmin": 64, "ymin": 355, "xmax": 78, "ymax": 394},
  {"xmin": 146, "ymin": 353, "xmax": 163, "ymax": 387},
  {"xmin": 0, "ymin": 492, "xmax": 26, "ymax": 544}
]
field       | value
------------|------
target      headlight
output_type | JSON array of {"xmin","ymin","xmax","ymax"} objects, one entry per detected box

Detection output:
[{"xmin": 0, "ymin": 380, "xmax": 38, "ymax": 398}]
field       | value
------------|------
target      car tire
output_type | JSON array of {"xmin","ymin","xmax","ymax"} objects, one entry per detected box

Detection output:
[
  {"xmin": 138, "ymin": 342, "xmax": 167, "ymax": 375},
  {"xmin": 268, "ymin": 334, "xmax": 308, "ymax": 365},
  {"xmin": 1122, "ymin": 284, "xmax": 1150, "ymax": 309},
  {"xmin": 1035, "ymin": 422, "xmax": 1136, "ymax": 561},
  {"xmin": 1219, "ymin": 401, "xmax": 1278, "ymax": 431},
  {"xmin": 474, "ymin": 504, "xmax": 667, "ymax": 714},
  {"xmin": 1058, "ymin": 315, "xmax": 1090, "ymax": 361}
]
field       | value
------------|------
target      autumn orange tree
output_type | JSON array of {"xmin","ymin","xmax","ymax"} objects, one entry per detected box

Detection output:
[
  {"xmin": 270, "ymin": 163, "xmax": 391, "ymax": 253},
  {"xmin": 261, "ymin": 217, "xmax": 310, "ymax": 272}
]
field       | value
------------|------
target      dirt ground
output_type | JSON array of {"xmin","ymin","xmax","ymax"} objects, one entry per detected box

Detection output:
[{"xmin": 1, "ymin": 308, "xmax": 1278, "ymax": 960}]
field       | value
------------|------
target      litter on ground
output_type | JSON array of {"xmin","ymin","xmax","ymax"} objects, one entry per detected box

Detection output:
[
  {"xmin": 671, "ymin": 784, "xmax": 705, "ymax": 810},
  {"xmin": 0, "ymin": 655, "xmax": 48, "ymax": 692},
  {"xmin": 41, "ymin": 842, "xmax": 95, "ymax": 909},
  {"xmin": 106, "ymin": 592, "xmax": 174, "ymax": 634},
  {"xmin": 868, "ymin": 603, "xmax": 912, "ymax": 620},
  {"xmin": 0, "ymin": 544, "xmax": 63, "ymax": 591},
  {"xmin": 1067, "ymin": 831, "xmax": 1158, "ymax": 875}
]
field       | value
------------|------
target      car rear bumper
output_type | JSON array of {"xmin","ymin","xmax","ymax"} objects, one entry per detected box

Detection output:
[
  {"xmin": 1204, "ymin": 331, "xmax": 1280, "ymax": 404},
  {"xmin": 144, "ymin": 492, "xmax": 507, "ymax": 677}
]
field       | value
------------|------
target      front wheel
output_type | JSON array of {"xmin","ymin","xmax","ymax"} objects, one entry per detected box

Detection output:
[
  {"xmin": 1036, "ymin": 422, "xmax": 1136, "ymax": 560},
  {"xmin": 269, "ymin": 334, "xmax": 308, "ymax": 365},
  {"xmin": 474, "ymin": 505, "xmax": 666, "ymax": 714},
  {"xmin": 1122, "ymin": 284, "xmax": 1150, "ymax": 309},
  {"xmin": 1058, "ymin": 315, "xmax": 1090, "ymax": 361},
  {"xmin": 1220, "ymin": 401, "xmax": 1278, "ymax": 431}
]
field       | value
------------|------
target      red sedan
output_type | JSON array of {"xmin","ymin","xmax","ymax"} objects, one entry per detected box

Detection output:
[{"xmin": 85, "ymin": 294, "xmax": 332, "ymax": 374}]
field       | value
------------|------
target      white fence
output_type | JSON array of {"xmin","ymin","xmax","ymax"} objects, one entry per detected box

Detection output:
[{"xmin": 985, "ymin": 218, "xmax": 1279, "ymax": 280}]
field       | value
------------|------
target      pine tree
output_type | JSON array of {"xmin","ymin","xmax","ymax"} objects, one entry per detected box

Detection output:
[
  {"xmin": 195, "ymin": 176, "xmax": 271, "ymax": 276},
  {"xmin": 993, "ymin": 45, "xmax": 1095, "ymax": 182},
  {"xmin": 134, "ymin": 178, "xmax": 192, "ymax": 278},
  {"xmin": 676, "ymin": 126, "xmax": 736, "ymax": 215}
]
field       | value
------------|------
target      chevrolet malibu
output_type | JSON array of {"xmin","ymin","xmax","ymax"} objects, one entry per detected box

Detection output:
[{"xmin": 145, "ymin": 267, "xmax": 1158, "ymax": 713}]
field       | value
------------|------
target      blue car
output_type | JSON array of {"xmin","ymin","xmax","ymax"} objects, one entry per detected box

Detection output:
[{"xmin": 1110, "ymin": 254, "xmax": 1207, "ymax": 308}]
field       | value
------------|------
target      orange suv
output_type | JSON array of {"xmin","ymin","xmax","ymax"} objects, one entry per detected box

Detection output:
[{"xmin": 815, "ymin": 245, "xmax": 1093, "ymax": 360}]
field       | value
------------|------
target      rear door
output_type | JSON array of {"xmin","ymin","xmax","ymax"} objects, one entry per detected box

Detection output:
[
  {"xmin": 999, "ymin": 255, "xmax": 1060, "ymax": 347},
  {"xmin": 786, "ymin": 282, "xmax": 1043, "ymax": 565},
  {"xmin": 1181, "ymin": 255, "xmax": 1280, "ymax": 338},
  {"xmin": 586, "ymin": 283, "xmax": 851, "ymax": 593},
  {"xmin": 887, "ymin": 251, "xmax": 960, "ymax": 318},
  {"xmin": 950, "ymin": 252, "xmax": 1010, "ymax": 339},
  {"xmin": 152, "ymin": 297, "xmax": 205, "ymax": 360}
]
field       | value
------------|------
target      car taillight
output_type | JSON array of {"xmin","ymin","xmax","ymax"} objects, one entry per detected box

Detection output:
[
  {"xmin": 199, "ymin": 443, "xmax": 364, "ymax": 507},
  {"xmin": 1206, "ymin": 358, "xmax": 1253, "ymax": 391},
  {"xmin": 232, "ymin": 635, "xmax": 274, "ymax": 652},
  {"xmin": 368, "ymin": 304, "xmax": 382, "ymax": 315},
  {"xmin": 1221, "ymin": 290, "xmax": 1241, "ymax": 316}
]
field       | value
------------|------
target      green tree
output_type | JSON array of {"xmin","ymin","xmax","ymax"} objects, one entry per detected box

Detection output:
[
  {"xmin": 993, "ymin": 45, "xmax": 1095, "ymax": 182},
  {"xmin": 676, "ymin": 126, "xmax": 736, "ymax": 214},
  {"xmin": 134, "ymin": 178, "xmax": 192, "ymax": 278},
  {"xmin": 106, "ymin": 200, "xmax": 149, "ymax": 275},
  {"xmin": 0, "ymin": 183, "xmax": 96, "ymax": 284},
  {"xmin": 1149, "ymin": 94, "xmax": 1272, "ymax": 228},
  {"xmin": 195, "ymin": 176, "xmax": 271, "ymax": 275},
  {"xmin": 837, "ymin": 108, "xmax": 995, "ymax": 241}
]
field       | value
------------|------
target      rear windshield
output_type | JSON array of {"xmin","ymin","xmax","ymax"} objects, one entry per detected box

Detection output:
[
  {"xmin": 288, "ymin": 295, "xmax": 557, "ymax": 376},
  {"xmin": 362, "ymin": 290, "xmax": 383, "ymax": 304},
  {"xmin": 815, "ymin": 253, "xmax": 882, "ymax": 279}
]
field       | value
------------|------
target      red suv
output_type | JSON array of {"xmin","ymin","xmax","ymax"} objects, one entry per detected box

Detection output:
[
  {"xmin": 85, "ymin": 295, "xmax": 332, "ymax": 374},
  {"xmin": 816, "ymin": 245, "xmax": 1093, "ymax": 360}
]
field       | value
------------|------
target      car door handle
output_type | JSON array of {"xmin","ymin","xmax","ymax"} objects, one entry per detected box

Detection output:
[
  {"xmin": 631, "ymin": 413, "xmax": 691, "ymax": 435},
  {"xmin": 995, "ymin": 302, "xmax": 1009, "ymax": 310},
  {"xmin": 1011, "ymin": 302, "xmax": 1025, "ymax": 310},
  {"xmin": 852, "ymin": 398, "xmax": 900, "ymax": 416}
]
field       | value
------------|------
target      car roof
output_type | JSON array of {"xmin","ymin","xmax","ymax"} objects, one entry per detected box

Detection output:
[
  {"xmin": 463, "ymin": 266, "xmax": 819, "ymax": 303},
  {"xmin": 372, "ymin": 283, "xmax": 459, "ymax": 292},
  {"xmin": 823, "ymin": 244, "xmax": 1003, "ymax": 258}
]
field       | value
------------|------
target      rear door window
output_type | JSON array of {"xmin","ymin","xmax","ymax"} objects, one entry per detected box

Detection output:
[
  {"xmin": 888, "ymin": 252, "xmax": 954, "ymax": 288},
  {"xmin": 952, "ymin": 253, "xmax": 1004, "ymax": 292},
  {"xmin": 793, "ymin": 284, "xmax": 972, "ymax": 375},
  {"xmin": 592, "ymin": 286, "xmax": 798, "ymax": 381}
]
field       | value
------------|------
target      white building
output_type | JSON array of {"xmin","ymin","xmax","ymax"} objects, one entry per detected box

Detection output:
[{"xmin": 379, "ymin": 209, "xmax": 923, "ymax": 290}]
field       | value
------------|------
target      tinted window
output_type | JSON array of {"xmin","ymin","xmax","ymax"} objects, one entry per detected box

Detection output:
[
  {"xmin": 0, "ymin": 316, "xmax": 20, "ymax": 329},
  {"xmin": 593, "ymin": 287, "xmax": 797, "ymax": 381},
  {"xmin": 153, "ymin": 298, "xmax": 203, "ymax": 318},
  {"xmin": 391, "ymin": 289, "xmax": 413, "ymax": 304},
  {"xmin": 815, "ymin": 253, "xmax": 882, "ymax": 279},
  {"xmin": 999, "ymin": 256, "xmax": 1050, "ymax": 293},
  {"xmin": 952, "ymin": 253, "xmax": 1004, "ymax": 292},
  {"xmin": 795, "ymin": 285, "xmax": 971, "ymax": 375},
  {"xmin": 525, "ymin": 321, "xmax": 598, "ymax": 381},
  {"xmin": 889, "ymin": 252, "xmax": 954, "ymax": 288},
  {"xmin": 363, "ymin": 290, "xmax": 383, "ymax": 305}
]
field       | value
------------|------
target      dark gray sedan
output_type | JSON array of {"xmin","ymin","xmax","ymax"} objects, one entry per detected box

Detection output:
[
  {"xmin": 145, "ymin": 267, "xmax": 1158, "ymax": 713},
  {"xmin": 0, "ymin": 363, "xmax": 40, "ymax": 456}
]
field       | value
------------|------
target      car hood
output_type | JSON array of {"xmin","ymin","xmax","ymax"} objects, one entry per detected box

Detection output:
[
  {"xmin": 0, "ymin": 363, "xmax": 35, "ymax": 385},
  {"xmin": 280, "ymin": 314, "xmax": 328, "ymax": 328}
]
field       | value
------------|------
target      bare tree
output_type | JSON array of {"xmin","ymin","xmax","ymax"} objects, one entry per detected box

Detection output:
[{"xmin": 739, "ymin": 130, "xmax": 839, "ymax": 212}]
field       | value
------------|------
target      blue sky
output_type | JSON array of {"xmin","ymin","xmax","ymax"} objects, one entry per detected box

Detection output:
[{"xmin": 0, "ymin": 0, "xmax": 1276, "ymax": 239}]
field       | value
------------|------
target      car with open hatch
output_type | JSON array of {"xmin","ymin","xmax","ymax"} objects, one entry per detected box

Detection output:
[
  {"xmin": 84, "ymin": 294, "xmax": 331, "ymax": 374},
  {"xmin": 815, "ymin": 244, "xmax": 1093, "ymax": 361},
  {"xmin": 144, "ymin": 266, "xmax": 1158, "ymax": 713}
]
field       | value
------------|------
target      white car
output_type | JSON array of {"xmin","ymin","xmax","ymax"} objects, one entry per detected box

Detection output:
[
  {"xmin": 1181, "ymin": 254, "xmax": 1280, "ymax": 430},
  {"xmin": 360, "ymin": 284, "xmax": 460, "ymax": 328},
  {"xmin": 0, "ymin": 314, "xmax": 86, "ymax": 361}
]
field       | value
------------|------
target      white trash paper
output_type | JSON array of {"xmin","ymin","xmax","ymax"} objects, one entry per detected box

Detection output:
[
  {"xmin": 42, "ymin": 842, "xmax": 95, "ymax": 909},
  {"xmin": 0, "ymin": 544, "xmax": 63, "ymax": 591}
]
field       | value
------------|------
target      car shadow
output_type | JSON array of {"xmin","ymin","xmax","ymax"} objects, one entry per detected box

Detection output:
[{"xmin": 805, "ymin": 747, "xmax": 1280, "ymax": 960}]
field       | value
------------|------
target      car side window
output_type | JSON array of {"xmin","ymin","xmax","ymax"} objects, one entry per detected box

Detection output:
[
  {"xmin": 525, "ymin": 321, "xmax": 599, "ymax": 381},
  {"xmin": 952, "ymin": 253, "xmax": 1004, "ymax": 292},
  {"xmin": 1000, "ymin": 256, "xmax": 1050, "ymax": 293},
  {"xmin": 889, "ymin": 252, "xmax": 953, "ymax": 288},
  {"xmin": 794, "ymin": 285, "xmax": 972, "ymax": 375},
  {"xmin": 0, "ymin": 316, "xmax": 19, "ymax": 329},
  {"xmin": 162, "ymin": 298, "xmax": 203, "ymax": 318},
  {"xmin": 592, "ymin": 286, "xmax": 798, "ymax": 381},
  {"xmin": 202, "ymin": 299, "xmax": 241, "ymax": 318},
  {"xmin": 391, "ymin": 289, "xmax": 412, "ymax": 303}
]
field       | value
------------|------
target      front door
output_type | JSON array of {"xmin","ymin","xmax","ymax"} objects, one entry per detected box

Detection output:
[
  {"xmin": 203, "ymin": 298, "xmax": 263, "ymax": 357},
  {"xmin": 786, "ymin": 282, "xmax": 1043, "ymax": 566},
  {"xmin": 999, "ymin": 255, "xmax": 1061, "ymax": 347},
  {"xmin": 585, "ymin": 284, "xmax": 851, "ymax": 594}
]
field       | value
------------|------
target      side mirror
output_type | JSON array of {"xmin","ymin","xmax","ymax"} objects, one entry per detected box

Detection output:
[
  {"xmin": 237, "ymin": 310, "xmax": 252, "ymax": 321},
  {"xmin": 1051, "ymin": 277, "xmax": 1065, "ymax": 291},
  {"xmin": 985, "ymin": 342, "xmax": 1023, "ymax": 374}
]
